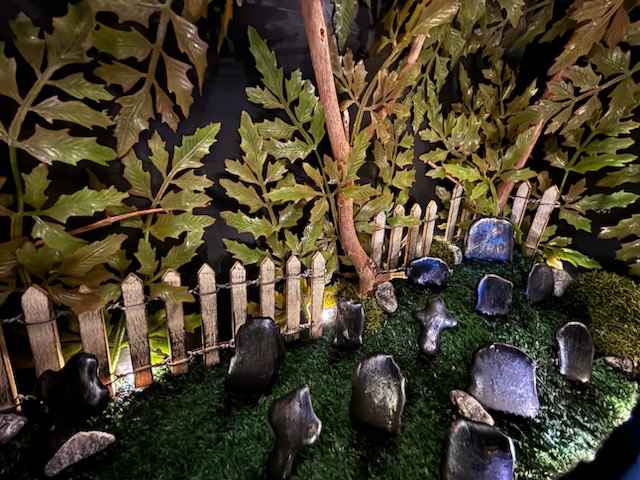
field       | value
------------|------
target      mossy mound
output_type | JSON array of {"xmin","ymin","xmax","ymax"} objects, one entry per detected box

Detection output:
[
  {"xmin": 568, "ymin": 270, "xmax": 640, "ymax": 364},
  {"xmin": 1, "ymin": 257, "xmax": 637, "ymax": 480}
]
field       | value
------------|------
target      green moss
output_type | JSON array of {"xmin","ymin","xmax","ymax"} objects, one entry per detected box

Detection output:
[
  {"xmin": 568, "ymin": 270, "xmax": 640, "ymax": 363},
  {"xmin": 2, "ymin": 258, "xmax": 636, "ymax": 480},
  {"xmin": 428, "ymin": 237, "xmax": 457, "ymax": 265}
]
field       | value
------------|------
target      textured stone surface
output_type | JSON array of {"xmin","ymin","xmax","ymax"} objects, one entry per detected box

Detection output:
[
  {"xmin": 333, "ymin": 298, "xmax": 365, "ymax": 349},
  {"xmin": 227, "ymin": 317, "xmax": 284, "ymax": 393},
  {"xmin": 444, "ymin": 419, "xmax": 515, "ymax": 480},
  {"xmin": 415, "ymin": 297, "xmax": 457, "ymax": 355},
  {"xmin": 449, "ymin": 390, "xmax": 494, "ymax": 426},
  {"xmin": 0, "ymin": 413, "xmax": 27, "ymax": 445},
  {"xmin": 469, "ymin": 343, "xmax": 539, "ymax": 418},
  {"xmin": 351, "ymin": 354, "xmax": 406, "ymax": 434},
  {"xmin": 603, "ymin": 356, "xmax": 635, "ymax": 374},
  {"xmin": 464, "ymin": 218, "xmax": 514, "ymax": 263},
  {"xmin": 552, "ymin": 268, "xmax": 574, "ymax": 297},
  {"xmin": 406, "ymin": 257, "xmax": 450, "ymax": 288},
  {"xmin": 526, "ymin": 263, "xmax": 554, "ymax": 304},
  {"xmin": 557, "ymin": 322, "xmax": 594, "ymax": 383},
  {"xmin": 475, "ymin": 274, "xmax": 513, "ymax": 316},
  {"xmin": 449, "ymin": 245, "xmax": 463, "ymax": 265},
  {"xmin": 44, "ymin": 431, "xmax": 115, "ymax": 477},
  {"xmin": 267, "ymin": 386, "xmax": 321, "ymax": 480},
  {"xmin": 35, "ymin": 352, "xmax": 110, "ymax": 423},
  {"xmin": 375, "ymin": 282, "xmax": 398, "ymax": 314}
]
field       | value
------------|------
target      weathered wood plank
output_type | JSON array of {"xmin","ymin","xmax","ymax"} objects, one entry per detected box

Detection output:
[
  {"xmin": 422, "ymin": 200, "xmax": 438, "ymax": 256},
  {"xmin": 259, "ymin": 257, "xmax": 276, "ymax": 320},
  {"xmin": 0, "ymin": 323, "xmax": 17, "ymax": 411},
  {"xmin": 198, "ymin": 264, "xmax": 219, "ymax": 367},
  {"xmin": 511, "ymin": 181, "xmax": 531, "ymax": 228},
  {"xmin": 78, "ymin": 286, "xmax": 112, "ymax": 393},
  {"xmin": 445, "ymin": 184, "xmax": 464, "ymax": 242},
  {"xmin": 121, "ymin": 274, "xmax": 153, "ymax": 388},
  {"xmin": 286, "ymin": 255, "xmax": 301, "ymax": 338},
  {"xmin": 22, "ymin": 286, "xmax": 63, "ymax": 377},
  {"xmin": 310, "ymin": 252, "xmax": 325, "ymax": 339},
  {"xmin": 524, "ymin": 185, "xmax": 560, "ymax": 256},
  {"xmin": 387, "ymin": 204, "xmax": 405, "ymax": 269},
  {"xmin": 230, "ymin": 262, "xmax": 247, "ymax": 336},
  {"xmin": 163, "ymin": 270, "xmax": 188, "ymax": 375},
  {"xmin": 371, "ymin": 211, "xmax": 386, "ymax": 267},
  {"xmin": 406, "ymin": 203, "xmax": 422, "ymax": 264}
]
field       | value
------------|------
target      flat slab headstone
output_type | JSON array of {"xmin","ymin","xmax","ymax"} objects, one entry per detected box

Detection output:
[
  {"xmin": 227, "ymin": 317, "xmax": 284, "ymax": 394},
  {"xmin": 44, "ymin": 431, "xmax": 115, "ymax": 477},
  {"xmin": 406, "ymin": 257, "xmax": 449, "ymax": 288},
  {"xmin": 351, "ymin": 354, "xmax": 406, "ymax": 434},
  {"xmin": 469, "ymin": 343, "xmax": 539, "ymax": 418},
  {"xmin": 333, "ymin": 298, "xmax": 365, "ymax": 349},
  {"xmin": 415, "ymin": 297, "xmax": 457, "ymax": 355},
  {"xmin": 444, "ymin": 419, "xmax": 515, "ymax": 480},
  {"xmin": 375, "ymin": 282, "xmax": 398, "ymax": 314},
  {"xmin": 476, "ymin": 274, "xmax": 513, "ymax": 316},
  {"xmin": 0, "ymin": 413, "xmax": 27, "ymax": 445},
  {"xmin": 449, "ymin": 390, "xmax": 494, "ymax": 426},
  {"xmin": 464, "ymin": 218, "xmax": 514, "ymax": 263},
  {"xmin": 526, "ymin": 263, "xmax": 554, "ymax": 304},
  {"xmin": 557, "ymin": 322, "xmax": 594, "ymax": 383}
]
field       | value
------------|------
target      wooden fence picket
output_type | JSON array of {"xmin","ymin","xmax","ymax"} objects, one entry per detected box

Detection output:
[
  {"xmin": 163, "ymin": 270, "xmax": 188, "ymax": 375},
  {"xmin": 511, "ymin": 182, "xmax": 531, "ymax": 227},
  {"xmin": 259, "ymin": 257, "xmax": 276, "ymax": 319},
  {"xmin": 78, "ymin": 287, "xmax": 112, "ymax": 393},
  {"xmin": 0, "ymin": 323, "xmax": 17, "ymax": 411},
  {"xmin": 230, "ymin": 262, "xmax": 247, "ymax": 336},
  {"xmin": 422, "ymin": 200, "xmax": 438, "ymax": 256},
  {"xmin": 197, "ymin": 264, "xmax": 219, "ymax": 367},
  {"xmin": 406, "ymin": 203, "xmax": 422, "ymax": 263},
  {"xmin": 121, "ymin": 274, "xmax": 153, "ymax": 388},
  {"xmin": 371, "ymin": 211, "xmax": 386, "ymax": 267},
  {"xmin": 286, "ymin": 256, "xmax": 301, "ymax": 338},
  {"xmin": 524, "ymin": 185, "xmax": 560, "ymax": 256},
  {"xmin": 445, "ymin": 184, "xmax": 464, "ymax": 242},
  {"xmin": 22, "ymin": 286, "xmax": 63, "ymax": 377},
  {"xmin": 387, "ymin": 204, "xmax": 405, "ymax": 269},
  {"xmin": 310, "ymin": 252, "xmax": 325, "ymax": 338}
]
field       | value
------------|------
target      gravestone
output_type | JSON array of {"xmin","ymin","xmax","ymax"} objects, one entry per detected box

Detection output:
[
  {"xmin": 333, "ymin": 299, "xmax": 365, "ymax": 349},
  {"xmin": 415, "ymin": 297, "xmax": 457, "ymax": 355},
  {"xmin": 464, "ymin": 218, "xmax": 514, "ymax": 262},
  {"xmin": 406, "ymin": 257, "xmax": 449, "ymax": 288},
  {"xmin": 44, "ymin": 431, "xmax": 115, "ymax": 477},
  {"xmin": 476, "ymin": 275, "xmax": 513, "ymax": 316},
  {"xmin": 526, "ymin": 263, "xmax": 554, "ymax": 304},
  {"xmin": 557, "ymin": 322, "xmax": 594, "ymax": 383}
]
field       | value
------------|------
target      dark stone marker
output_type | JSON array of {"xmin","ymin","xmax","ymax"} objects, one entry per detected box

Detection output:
[
  {"xmin": 415, "ymin": 297, "xmax": 458, "ymax": 355},
  {"xmin": 351, "ymin": 354, "xmax": 406, "ymax": 434},
  {"xmin": 406, "ymin": 257, "xmax": 450, "ymax": 288},
  {"xmin": 444, "ymin": 419, "xmax": 515, "ymax": 480},
  {"xmin": 469, "ymin": 343, "xmax": 539, "ymax": 418},
  {"xmin": 526, "ymin": 263, "xmax": 554, "ymax": 304},
  {"xmin": 227, "ymin": 317, "xmax": 284, "ymax": 394},
  {"xmin": 556, "ymin": 322, "xmax": 594, "ymax": 383},
  {"xmin": 44, "ymin": 431, "xmax": 115, "ymax": 477},
  {"xmin": 464, "ymin": 218, "xmax": 514, "ymax": 263},
  {"xmin": 475, "ymin": 274, "xmax": 513, "ymax": 317},
  {"xmin": 35, "ymin": 353, "xmax": 110, "ymax": 423},
  {"xmin": 333, "ymin": 298, "xmax": 365, "ymax": 349},
  {"xmin": 267, "ymin": 385, "xmax": 321, "ymax": 480}
]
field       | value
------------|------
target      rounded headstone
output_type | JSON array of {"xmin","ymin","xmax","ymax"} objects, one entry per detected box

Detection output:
[
  {"xmin": 415, "ymin": 297, "xmax": 458, "ymax": 355},
  {"xmin": 476, "ymin": 274, "xmax": 513, "ymax": 317},
  {"xmin": 333, "ymin": 298, "xmax": 365, "ymax": 349},
  {"xmin": 406, "ymin": 257, "xmax": 450, "ymax": 288},
  {"xmin": 44, "ymin": 431, "xmax": 115, "ymax": 477},
  {"xmin": 464, "ymin": 218, "xmax": 514, "ymax": 263},
  {"xmin": 557, "ymin": 322, "xmax": 594, "ymax": 383},
  {"xmin": 526, "ymin": 263, "xmax": 554, "ymax": 304}
]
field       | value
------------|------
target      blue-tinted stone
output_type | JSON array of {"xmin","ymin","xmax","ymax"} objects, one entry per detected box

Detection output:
[
  {"xmin": 227, "ymin": 317, "xmax": 284, "ymax": 393},
  {"xmin": 415, "ymin": 297, "xmax": 457, "ymax": 355},
  {"xmin": 557, "ymin": 322, "xmax": 594, "ymax": 383},
  {"xmin": 444, "ymin": 419, "xmax": 515, "ymax": 480},
  {"xmin": 267, "ymin": 386, "xmax": 321, "ymax": 480},
  {"xmin": 526, "ymin": 263, "xmax": 554, "ymax": 304},
  {"xmin": 406, "ymin": 257, "xmax": 450, "ymax": 288},
  {"xmin": 464, "ymin": 218, "xmax": 514, "ymax": 263},
  {"xmin": 351, "ymin": 354, "xmax": 406, "ymax": 434},
  {"xmin": 469, "ymin": 343, "xmax": 539, "ymax": 418},
  {"xmin": 333, "ymin": 298, "xmax": 365, "ymax": 349},
  {"xmin": 476, "ymin": 274, "xmax": 513, "ymax": 316}
]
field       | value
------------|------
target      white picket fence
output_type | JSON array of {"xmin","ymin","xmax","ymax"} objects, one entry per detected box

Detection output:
[{"xmin": 0, "ymin": 181, "xmax": 560, "ymax": 411}]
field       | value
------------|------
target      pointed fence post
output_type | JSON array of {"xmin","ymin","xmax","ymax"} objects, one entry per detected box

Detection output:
[
  {"xmin": 422, "ymin": 200, "xmax": 438, "ymax": 256},
  {"xmin": 163, "ymin": 270, "xmax": 188, "ymax": 375},
  {"xmin": 524, "ymin": 185, "xmax": 560, "ymax": 256},
  {"xmin": 22, "ymin": 286, "xmax": 63, "ymax": 377},
  {"xmin": 286, "ymin": 256, "xmax": 301, "ymax": 338},
  {"xmin": 121, "ymin": 274, "xmax": 153, "ymax": 388},
  {"xmin": 0, "ymin": 323, "xmax": 17, "ymax": 412},
  {"xmin": 198, "ymin": 264, "xmax": 219, "ymax": 367},
  {"xmin": 387, "ymin": 204, "xmax": 405, "ymax": 269},
  {"xmin": 511, "ymin": 181, "xmax": 531, "ymax": 228},
  {"xmin": 310, "ymin": 252, "xmax": 325, "ymax": 339},
  {"xmin": 259, "ymin": 257, "xmax": 276, "ymax": 320},
  {"xmin": 371, "ymin": 211, "xmax": 386, "ymax": 267},
  {"xmin": 406, "ymin": 204, "xmax": 422, "ymax": 264},
  {"xmin": 230, "ymin": 262, "xmax": 247, "ymax": 336},
  {"xmin": 445, "ymin": 184, "xmax": 464, "ymax": 242}
]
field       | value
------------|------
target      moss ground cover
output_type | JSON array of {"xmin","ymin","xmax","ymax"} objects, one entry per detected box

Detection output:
[{"xmin": 2, "ymin": 256, "xmax": 637, "ymax": 479}]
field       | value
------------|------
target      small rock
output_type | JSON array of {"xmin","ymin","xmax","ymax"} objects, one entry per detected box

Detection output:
[
  {"xmin": 415, "ymin": 297, "xmax": 457, "ymax": 355},
  {"xmin": 526, "ymin": 263, "xmax": 554, "ymax": 304},
  {"xmin": 333, "ymin": 298, "xmax": 365, "ymax": 349},
  {"xmin": 557, "ymin": 322, "xmax": 594, "ymax": 383},
  {"xmin": 444, "ymin": 419, "xmax": 515, "ymax": 480},
  {"xmin": 351, "ymin": 354, "xmax": 406, "ymax": 434},
  {"xmin": 449, "ymin": 245, "xmax": 463, "ymax": 265},
  {"xmin": 44, "ymin": 431, "xmax": 115, "ymax": 477},
  {"xmin": 476, "ymin": 274, "xmax": 513, "ymax": 316},
  {"xmin": 0, "ymin": 413, "xmax": 27, "ymax": 445},
  {"xmin": 464, "ymin": 218, "xmax": 514, "ymax": 263},
  {"xmin": 406, "ymin": 257, "xmax": 450, "ymax": 288},
  {"xmin": 375, "ymin": 282, "xmax": 398, "ymax": 314},
  {"xmin": 469, "ymin": 343, "xmax": 539, "ymax": 418},
  {"xmin": 267, "ymin": 386, "xmax": 321, "ymax": 480},
  {"xmin": 227, "ymin": 317, "xmax": 285, "ymax": 394},
  {"xmin": 603, "ymin": 356, "xmax": 635, "ymax": 374},
  {"xmin": 449, "ymin": 390, "xmax": 494, "ymax": 426},
  {"xmin": 552, "ymin": 268, "xmax": 574, "ymax": 297}
]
